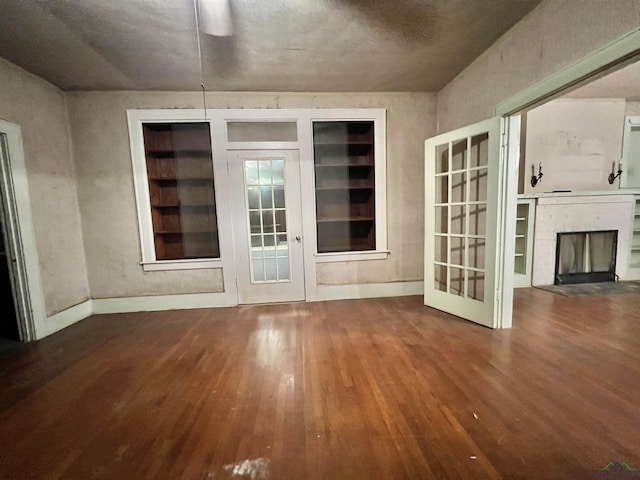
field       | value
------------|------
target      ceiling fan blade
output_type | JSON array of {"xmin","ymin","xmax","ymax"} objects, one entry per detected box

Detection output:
[{"xmin": 198, "ymin": 0, "xmax": 234, "ymax": 37}]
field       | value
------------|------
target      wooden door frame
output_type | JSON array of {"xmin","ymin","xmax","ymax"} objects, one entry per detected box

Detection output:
[{"xmin": 0, "ymin": 119, "xmax": 46, "ymax": 341}]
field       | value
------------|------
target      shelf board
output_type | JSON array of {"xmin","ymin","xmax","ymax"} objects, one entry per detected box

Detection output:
[
  {"xmin": 516, "ymin": 217, "xmax": 526, "ymax": 221},
  {"xmin": 315, "ymin": 163, "xmax": 374, "ymax": 168},
  {"xmin": 155, "ymin": 229, "xmax": 217, "ymax": 235},
  {"xmin": 315, "ymin": 185, "xmax": 373, "ymax": 191},
  {"xmin": 148, "ymin": 176, "xmax": 211, "ymax": 182},
  {"xmin": 156, "ymin": 254, "xmax": 219, "ymax": 261},
  {"xmin": 318, "ymin": 244, "xmax": 375, "ymax": 253},
  {"xmin": 314, "ymin": 141, "xmax": 372, "ymax": 146},
  {"xmin": 515, "ymin": 234, "xmax": 526, "ymax": 238},
  {"xmin": 514, "ymin": 253, "xmax": 525, "ymax": 257},
  {"xmin": 145, "ymin": 149, "xmax": 211, "ymax": 156},
  {"xmin": 317, "ymin": 217, "xmax": 374, "ymax": 223},
  {"xmin": 151, "ymin": 203, "xmax": 213, "ymax": 208}
]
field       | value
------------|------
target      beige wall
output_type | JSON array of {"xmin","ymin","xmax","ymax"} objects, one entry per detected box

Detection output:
[
  {"xmin": 524, "ymin": 99, "xmax": 626, "ymax": 193},
  {"xmin": 627, "ymin": 102, "xmax": 640, "ymax": 116},
  {"xmin": 437, "ymin": 0, "xmax": 640, "ymax": 132},
  {"xmin": 66, "ymin": 92, "xmax": 435, "ymax": 298},
  {"xmin": 0, "ymin": 58, "xmax": 89, "ymax": 316}
]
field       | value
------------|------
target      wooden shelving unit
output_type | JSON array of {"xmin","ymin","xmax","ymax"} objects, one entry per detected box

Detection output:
[
  {"xmin": 142, "ymin": 123, "xmax": 220, "ymax": 260},
  {"xmin": 313, "ymin": 121, "xmax": 376, "ymax": 253}
]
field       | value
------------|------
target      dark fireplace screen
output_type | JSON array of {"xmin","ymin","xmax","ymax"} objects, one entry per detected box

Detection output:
[{"xmin": 554, "ymin": 230, "xmax": 617, "ymax": 285}]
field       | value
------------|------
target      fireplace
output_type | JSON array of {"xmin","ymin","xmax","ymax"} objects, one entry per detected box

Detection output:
[{"xmin": 554, "ymin": 230, "xmax": 618, "ymax": 285}]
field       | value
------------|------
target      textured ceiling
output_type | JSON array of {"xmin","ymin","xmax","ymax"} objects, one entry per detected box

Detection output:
[{"xmin": 0, "ymin": 0, "xmax": 542, "ymax": 92}]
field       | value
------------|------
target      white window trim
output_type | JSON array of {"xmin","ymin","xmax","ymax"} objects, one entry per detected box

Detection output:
[
  {"xmin": 309, "ymin": 109, "xmax": 388, "ymax": 262},
  {"xmin": 128, "ymin": 108, "xmax": 388, "ymax": 305},
  {"xmin": 127, "ymin": 110, "xmax": 225, "ymax": 270}
]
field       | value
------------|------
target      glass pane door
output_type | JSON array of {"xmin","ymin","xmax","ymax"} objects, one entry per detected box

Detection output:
[
  {"xmin": 425, "ymin": 117, "xmax": 505, "ymax": 328},
  {"xmin": 229, "ymin": 150, "xmax": 305, "ymax": 304},
  {"xmin": 244, "ymin": 159, "xmax": 291, "ymax": 283},
  {"xmin": 434, "ymin": 133, "xmax": 488, "ymax": 301}
]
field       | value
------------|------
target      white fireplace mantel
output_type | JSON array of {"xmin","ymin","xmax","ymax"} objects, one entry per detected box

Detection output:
[{"xmin": 531, "ymin": 193, "xmax": 635, "ymax": 286}]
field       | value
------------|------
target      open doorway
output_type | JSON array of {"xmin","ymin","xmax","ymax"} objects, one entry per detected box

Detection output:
[
  {"xmin": 0, "ymin": 133, "xmax": 22, "ymax": 350},
  {"xmin": 0, "ymin": 120, "xmax": 46, "ymax": 343},
  {"xmin": 511, "ymin": 57, "xmax": 640, "ymax": 296},
  {"xmin": 0, "ymin": 210, "xmax": 20, "ymax": 343}
]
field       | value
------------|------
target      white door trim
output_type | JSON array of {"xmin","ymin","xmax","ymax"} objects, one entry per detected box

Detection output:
[
  {"xmin": 0, "ymin": 119, "xmax": 46, "ymax": 341},
  {"xmin": 496, "ymin": 27, "xmax": 640, "ymax": 116},
  {"xmin": 228, "ymin": 149, "xmax": 306, "ymax": 304}
]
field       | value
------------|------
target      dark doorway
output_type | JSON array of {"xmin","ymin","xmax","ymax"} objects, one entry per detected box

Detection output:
[{"xmin": 0, "ymin": 214, "xmax": 19, "ymax": 341}]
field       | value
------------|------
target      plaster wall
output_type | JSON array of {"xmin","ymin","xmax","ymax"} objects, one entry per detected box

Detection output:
[
  {"xmin": 437, "ymin": 0, "xmax": 640, "ymax": 132},
  {"xmin": 66, "ymin": 92, "xmax": 435, "ymax": 298},
  {"xmin": 626, "ymin": 101, "xmax": 640, "ymax": 116},
  {"xmin": 524, "ymin": 99, "xmax": 626, "ymax": 193},
  {"xmin": 0, "ymin": 58, "xmax": 89, "ymax": 316}
]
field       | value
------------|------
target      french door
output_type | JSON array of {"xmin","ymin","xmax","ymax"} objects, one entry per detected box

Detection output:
[
  {"xmin": 424, "ymin": 117, "xmax": 512, "ymax": 328},
  {"xmin": 228, "ymin": 150, "xmax": 305, "ymax": 304}
]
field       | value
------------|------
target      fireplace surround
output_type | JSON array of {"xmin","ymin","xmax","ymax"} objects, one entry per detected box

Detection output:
[{"xmin": 554, "ymin": 230, "xmax": 618, "ymax": 285}]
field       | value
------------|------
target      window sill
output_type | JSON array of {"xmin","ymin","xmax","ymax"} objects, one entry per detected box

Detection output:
[
  {"xmin": 141, "ymin": 258, "xmax": 223, "ymax": 271},
  {"xmin": 315, "ymin": 250, "xmax": 390, "ymax": 263}
]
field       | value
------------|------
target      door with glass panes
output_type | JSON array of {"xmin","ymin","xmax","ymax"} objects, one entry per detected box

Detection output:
[
  {"xmin": 228, "ymin": 150, "xmax": 305, "ymax": 304},
  {"xmin": 424, "ymin": 117, "xmax": 510, "ymax": 328}
]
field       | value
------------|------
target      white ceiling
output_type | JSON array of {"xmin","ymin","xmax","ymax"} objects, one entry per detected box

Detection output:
[{"xmin": 0, "ymin": 0, "xmax": 542, "ymax": 92}]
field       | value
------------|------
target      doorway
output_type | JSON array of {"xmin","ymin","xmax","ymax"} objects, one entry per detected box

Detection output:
[
  {"xmin": 0, "ymin": 211, "xmax": 19, "ymax": 341},
  {"xmin": 228, "ymin": 150, "xmax": 305, "ymax": 304}
]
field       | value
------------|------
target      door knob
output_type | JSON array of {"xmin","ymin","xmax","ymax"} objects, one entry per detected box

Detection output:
[{"xmin": 295, "ymin": 235, "xmax": 301, "ymax": 242}]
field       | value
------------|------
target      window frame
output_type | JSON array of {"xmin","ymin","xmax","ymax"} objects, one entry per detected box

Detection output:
[
  {"xmin": 310, "ymin": 110, "xmax": 388, "ymax": 262},
  {"xmin": 127, "ymin": 110, "xmax": 223, "ymax": 271},
  {"xmin": 128, "ymin": 108, "xmax": 388, "ymax": 274}
]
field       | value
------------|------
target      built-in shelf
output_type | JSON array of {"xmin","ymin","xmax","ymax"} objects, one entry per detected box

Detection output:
[
  {"xmin": 313, "ymin": 120, "xmax": 376, "ymax": 253},
  {"xmin": 317, "ymin": 217, "xmax": 374, "ymax": 223},
  {"xmin": 631, "ymin": 197, "xmax": 640, "ymax": 269},
  {"xmin": 514, "ymin": 198, "xmax": 535, "ymax": 287},
  {"xmin": 143, "ymin": 122, "xmax": 220, "ymax": 260},
  {"xmin": 148, "ymin": 176, "xmax": 212, "ymax": 182},
  {"xmin": 315, "ymin": 186, "xmax": 374, "ymax": 191}
]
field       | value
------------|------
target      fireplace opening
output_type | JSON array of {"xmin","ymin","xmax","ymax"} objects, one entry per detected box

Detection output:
[{"xmin": 554, "ymin": 230, "xmax": 618, "ymax": 285}]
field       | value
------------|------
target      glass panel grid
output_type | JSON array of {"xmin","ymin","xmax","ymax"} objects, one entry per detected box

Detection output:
[
  {"xmin": 432, "ymin": 135, "xmax": 487, "ymax": 301},
  {"xmin": 244, "ymin": 158, "xmax": 291, "ymax": 284}
]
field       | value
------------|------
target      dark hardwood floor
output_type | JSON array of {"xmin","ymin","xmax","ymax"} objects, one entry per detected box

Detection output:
[{"xmin": 1, "ymin": 288, "xmax": 639, "ymax": 479}]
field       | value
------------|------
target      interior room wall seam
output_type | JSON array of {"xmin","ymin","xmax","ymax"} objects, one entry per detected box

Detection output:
[{"xmin": 62, "ymin": 92, "xmax": 91, "ymax": 305}]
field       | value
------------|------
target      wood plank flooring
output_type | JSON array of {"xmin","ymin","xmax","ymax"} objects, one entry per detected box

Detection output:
[{"xmin": 1, "ymin": 289, "xmax": 640, "ymax": 479}]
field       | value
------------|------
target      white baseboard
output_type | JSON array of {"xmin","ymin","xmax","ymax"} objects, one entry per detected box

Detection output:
[
  {"xmin": 92, "ymin": 292, "xmax": 231, "ymax": 314},
  {"xmin": 41, "ymin": 283, "xmax": 423, "ymax": 338},
  {"xmin": 315, "ymin": 281, "xmax": 423, "ymax": 301},
  {"xmin": 45, "ymin": 299, "xmax": 93, "ymax": 336}
]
